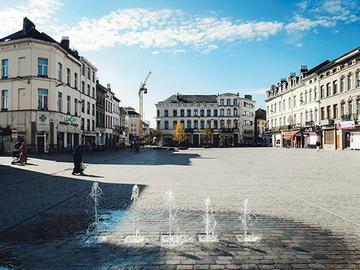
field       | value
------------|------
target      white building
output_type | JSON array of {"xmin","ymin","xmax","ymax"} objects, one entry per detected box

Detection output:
[
  {"xmin": 155, "ymin": 93, "xmax": 255, "ymax": 146},
  {"xmin": 125, "ymin": 107, "xmax": 141, "ymax": 139},
  {"xmin": 266, "ymin": 46, "xmax": 360, "ymax": 150},
  {"xmin": 0, "ymin": 17, "xmax": 96, "ymax": 152}
]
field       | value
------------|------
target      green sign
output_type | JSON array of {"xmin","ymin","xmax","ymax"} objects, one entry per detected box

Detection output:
[
  {"xmin": 67, "ymin": 116, "xmax": 77, "ymax": 125},
  {"xmin": 39, "ymin": 114, "xmax": 47, "ymax": 122}
]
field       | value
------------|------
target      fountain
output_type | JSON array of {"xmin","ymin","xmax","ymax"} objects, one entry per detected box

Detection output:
[
  {"xmin": 161, "ymin": 190, "xmax": 191, "ymax": 246},
  {"xmin": 124, "ymin": 185, "xmax": 145, "ymax": 244},
  {"xmin": 236, "ymin": 199, "xmax": 260, "ymax": 242},
  {"xmin": 87, "ymin": 182, "xmax": 103, "ymax": 234},
  {"xmin": 198, "ymin": 198, "xmax": 218, "ymax": 242}
]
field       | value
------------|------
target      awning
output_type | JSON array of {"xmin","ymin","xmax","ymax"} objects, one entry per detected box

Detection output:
[{"xmin": 283, "ymin": 130, "xmax": 299, "ymax": 140}]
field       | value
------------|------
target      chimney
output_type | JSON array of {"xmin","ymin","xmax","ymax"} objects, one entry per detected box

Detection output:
[
  {"xmin": 244, "ymin": 94, "xmax": 252, "ymax": 100},
  {"xmin": 60, "ymin": 36, "xmax": 70, "ymax": 50},
  {"xmin": 23, "ymin": 17, "xmax": 35, "ymax": 34},
  {"xmin": 300, "ymin": 65, "xmax": 308, "ymax": 73},
  {"xmin": 107, "ymin": 83, "xmax": 111, "ymax": 90}
]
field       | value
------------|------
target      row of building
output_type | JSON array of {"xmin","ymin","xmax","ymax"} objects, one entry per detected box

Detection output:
[
  {"xmin": 0, "ymin": 18, "xmax": 142, "ymax": 153},
  {"xmin": 155, "ymin": 93, "xmax": 256, "ymax": 146},
  {"xmin": 266, "ymin": 46, "xmax": 360, "ymax": 150}
]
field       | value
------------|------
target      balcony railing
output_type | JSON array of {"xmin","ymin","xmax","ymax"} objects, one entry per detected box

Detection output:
[{"xmin": 341, "ymin": 114, "xmax": 358, "ymax": 121}]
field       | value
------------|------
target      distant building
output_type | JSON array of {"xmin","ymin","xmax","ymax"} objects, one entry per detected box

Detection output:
[
  {"xmin": 125, "ymin": 107, "xmax": 141, "ymax": 139},
  {"xmin": 155, "ymin": 93, "xmax": 255, "ymax": 146},
  {"xmin": 255, "ymin": 109, "xmax": 266, "ymax": 143}
]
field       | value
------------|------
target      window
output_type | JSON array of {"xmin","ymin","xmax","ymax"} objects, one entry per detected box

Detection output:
[
  {"xmin": 66, "ymin": 68, "xmax": 71, "ymax": 85},
  {"xmin": 326, "ymin": 83, "xmax": 331, "ymax": 97},
  {"xmin": 213, "ymin": 109, "xmax": 218, "ymax": 116},
  {"xmin": 233, "ymin": 108, "xmax": 238, "ymax": 116},
  {"xmin": 81, "ymin": 65, "xmax": 85, "ymax": 76},
  {"xmin": 92, "ymin": 71, "xmax": 95, "ymax": 82},
  {"xmin": 194, "ymin": 120, "xmax": 198, "ymax": 129},
  {"xmin": 74, "ymin": 98, "xmax": 78, "ymax": 116},
  {"xmin": 234, "ymin": 119, "xmax": 238, "ymax": 128},
  {"xmin": 233, "ymin": 99, "xmax": 238, "ymax": 105},
  {"xmin": 314, "ymin": 88, "xmax": 317, "ymax": 100},
  {"xmin": 87, "ymin": 84, "xmax": 90, "ymax": 96},
  {"xmin": 357, "ymin": 71, "xmax": 360, "ymax": 88},
  {"xmin": 187, "ymin": 109, "xmax": 191, "ymax": 117},
  {"xmin": 1, "ymin": 90, "xmax": 8, "ymax": 110},
  {"xmin": 314, "ymin": 108, "xmax": 318, "ymax": 122},
  {"xmin": 226, "ymin": 99, "xmax": 231, "ymax": 105},
  {"xmin": 340, "ymin": 77, "xmax": 345, "ymax": 92},
  {"xmin": 333, "ymin": 80, "xmax": 337, "ymax": 95},
  {"xmin": 87, "ymin": 119, "xmax": 90, "ymax": 131},
  {"xmin": 57, "ymin": 92, "xmax": 62, "ymax": 112},
  {"xmin": 207, "ymin": 120, "xmax": 211, "ymax": 128},
  {"xmin": 81, "ymin": 99, "xmax": 85, "ymax": 113},
  {"xmin": 157, "ymin": 109, "xmax": 160, "ymax": 117},
  {"xmin": 199, "ymin": 120, "xmax": 204, "ymax": 129},
  {"xmin": 92, "ymin": 120, "xmax": 95, "ymax": 131},
  {"xmin": 333, "ymin": 104, "xmax": 338, "ymax": 119},
  {"xmin": 92, "ymin": 104, "xmax": 95, "ymax": 116},
  {"xmin": 180, "ymin": 109, "xmax": 184, "ymax": 117},
  {"xmin": 226, "ymin": 108, "xmax": 231, "ymax": 116},
  {"xmin": 293, "ymin": 96, "xmax": 296, "ymax": 107},
  {"xmin": 220, "ymin": 108, "xmax": 224, "ymax": 116},
  {"xmin": 227, "ymin": 119, "xmax": 231, "ymax": 128},
  {"xmin": 194, "ymin": 109, "xmax": 198, "ymax": 116},
  {"xmin": 164, "ymin": 109, "xmax": 168, "ymax": 117},
  {"xmin": 82, "ymin": 81, "xmax": 85, "ymax": 93},
  {"xmin": 288, "ymin": 98, "xmax": 291, "ymax": 109},
  {"xmin": 92, "ymin": 87, "xmax": 95, "ymax": 98},
  {"xmin": 187, "ymin": 120, "xmax": 191, "ymax": 128},
  {"xmin": 305, "ymin": 110, "xmax": 308, "ymax": 121},
  {"xmin": 57, "ymin": 62, "xmax": 62, "ymax": 81},
  {"xmin": 304, "ymin": 91, "xmax": 307, "ymax": 103},
  {"xmin": 1, "ymin": 59, "xmax": 8, "ymax": 78},
  {"xmin": 326, "ymin": 106, "xmax": 331, "ymax": 119},
  {"xmin": 207, "ymin": 109, "xmax": 211, "ymax": 117},
  {"xmin": 37, "ymin": 58, "xmax": 48, "ymax": 77},
  {"xmin": 200, "ymin": 109, "xmax": 204, "ymax": 117},
  {"xmin": 67, "ymin": 95, "xmax": 71, "ymax": 114},
  {"xmin": 348, "ymin": 74, "xmax": 352, "ymax": 90},
  {"xmin": 74, "ymin": 73, "xmax": 78, "ymax": 89},
  {"xmin": 341, "ymin": 102, "xmax": 345, "ymax": 116},
  {"xmin": 213, "ymin": 120, "xmax": 218, "ymax": 129},
  {"xmin": 81, "ymin": 118, "xmax": 84, "ymax": 130},
  {"xmin": 348, "ymin": 100, "xmax": 353, "ymax": 115},
  {"xmin": 300, "ymin": 93, "xmax": 303, "ymax": 104},
  {"xmin": 173, "ymin": 109, "xmax": 177, "ymax": 117},
  {"xmin": 321, "ymin": 85, "xmax": 325, "ymax": 98},
  {"xmin": 173, "ymin": 121, "xmax": 177, "ymax": 129},
  {"xmin": 38, "ymin": 89, "xmax": 48, "ymax": 110},
  {"xmin": 87, "ymin": 102, "xmax": 90, "ymax": 114},
  {"xmin": 219, "ymin": 99, "xmax": 224, "ymax": 106},
  {"xmin": 87, "ymin": 67, "xmax": 90, "ymax": 80}
]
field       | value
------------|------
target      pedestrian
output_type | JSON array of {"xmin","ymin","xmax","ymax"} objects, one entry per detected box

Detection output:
[
  {"xmin": 72, "ymin": 145, "xmax": 84, "ymax": 175},
  {"xmin": 316, "ymin": 140, "xmax": 320, "ymax": 151},
  {"xmin": 18, "ymin": 139, "xmax": 28, "ymax": 165}
]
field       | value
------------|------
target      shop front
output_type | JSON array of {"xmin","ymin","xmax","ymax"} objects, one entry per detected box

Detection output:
[
  {"xmin": 282, "ymin": 130, "xmax": 299, "ymax": 148},
  {"xmin": 322, "ymin": 128, "xmax": 336, "ymax": 150},
  {"xmin": 337, "ymin": 121, "xmax": 356, "ymax": 149},
  {"xmin": 301, "ymin": 127, "xmax": 321, "ymax": 149}
]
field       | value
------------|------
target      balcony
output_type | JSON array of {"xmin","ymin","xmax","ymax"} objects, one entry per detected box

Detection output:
[
  {"xmin": 304, "ymin": 121, "xmax": 314, "ymax": 127},
  {"xmin": 341, "ymin": 114, "xmax": 358, "ymax": 121},
  {"xmin": 320, "ymin": 118, "xmax": 334, "ymax": 126}
]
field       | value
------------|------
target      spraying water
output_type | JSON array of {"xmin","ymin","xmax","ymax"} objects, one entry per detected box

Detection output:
[
  {"xmin": 124, "ymin": 185, "xmax": 145, "ymax": 244},
  {"xmin": 236, "ymin": 198, "xmax": 260, "ymax": 242},
  {"xmin": 199, "ymin": 198, "xmax": 218, "ymax": 242},
  {"xmin": 87, "ymin": 182, "xmax": 103, "ymax": 234}
]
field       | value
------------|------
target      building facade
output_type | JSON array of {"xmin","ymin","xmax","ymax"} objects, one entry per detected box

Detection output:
[
  {"xmin": 0, "ymin": 18, "xmax": 97, "ymax": 152},
  {"xmin": 155, "ymin": 93, "xmax": 255, "ymax": 146},
  {"xmin": 254, "ymin": 108, "xmax": 267, "ymax": 144},
  {"xmin": 125, "ymin": 107, "xmax": 141, "ymax": 139},
  {"xmin": 266, "ymin": 46, "xmax": 360, "ymax": 150}
]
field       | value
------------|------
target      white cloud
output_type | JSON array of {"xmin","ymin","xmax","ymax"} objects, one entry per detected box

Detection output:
[
  {"xmin": 1, "ymin": 0, "xmax": 359, "ymax": 53},
  {"xmin": 0, "ymin": 0, "xmax": 62, "ymax": 37}
]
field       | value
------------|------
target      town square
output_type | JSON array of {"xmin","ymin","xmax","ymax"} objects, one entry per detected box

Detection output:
[{"xmin": 0, "ymin": 0, "xmax": 360, "ymax": 269}]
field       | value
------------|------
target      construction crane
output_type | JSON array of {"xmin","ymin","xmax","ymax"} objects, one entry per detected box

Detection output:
[{"xmin": 138, "ymin": 70, "xmax": 151, "ymax": 139}]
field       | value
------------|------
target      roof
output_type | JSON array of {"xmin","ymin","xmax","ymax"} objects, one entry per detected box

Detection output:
[
  {"xmin": 0, "ymin": 17, "xmax": 80, "ymax": 60},
  {"xmin": 128, "ymin": 110, "xmax": 140, "ymax": 116},
  {"xmin": 161, "ymin": 94, "xmax": 217, "ymax": 104},
  {"xmin": 255, "ymin": 109, "xmax": 266, "ymax": 120}
]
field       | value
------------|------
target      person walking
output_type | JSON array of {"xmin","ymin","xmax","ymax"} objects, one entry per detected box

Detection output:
[
  {"xmin": 72, "ymin": 145, "xmax": 84, "ymax": 175},
  {"xmin": 316, "ymin": 140, "xmax": 320, "ymax": 151},
  {"xmin": 18, "ymin": 139, "xmax": 28, "ymax": 165}
]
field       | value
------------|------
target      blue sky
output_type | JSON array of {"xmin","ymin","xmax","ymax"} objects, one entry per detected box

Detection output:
[{"xmin": 1, "ymin": 0, "xmax": 359, "ymax": 126}]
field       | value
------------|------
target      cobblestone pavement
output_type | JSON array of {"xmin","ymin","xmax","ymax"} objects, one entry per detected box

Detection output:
[{"xmin": 0, "ymin": 148, "xmax": 359, "ymax": 269}]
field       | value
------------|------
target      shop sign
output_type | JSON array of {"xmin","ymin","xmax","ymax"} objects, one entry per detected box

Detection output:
[{"xmin": 337, "ymin": 121, "xmax": 355, "ymax": 130}]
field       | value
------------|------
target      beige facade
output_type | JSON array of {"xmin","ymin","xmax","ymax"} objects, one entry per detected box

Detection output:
[
  {"xmin": 0, "ymin": 18, "xmax": 97, "ymax": 152},
  {"xmin": 265, "ymin": 46, "xmax": 360, "ymax": 150}
]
